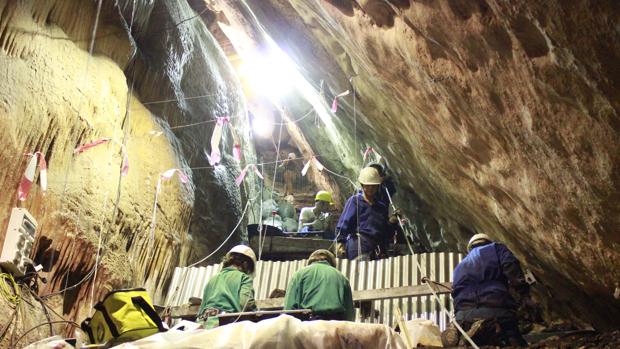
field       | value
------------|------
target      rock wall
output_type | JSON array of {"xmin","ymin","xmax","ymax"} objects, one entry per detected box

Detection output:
[
  {"xmin": 0, "ymin": 0, "xmax": 254, "ymax": 327},
  {"xmin": 0, "ymin": 0, "xmax": 194, "ymax": 319},
  {"xmin": 227, "ymin": 0, "xmax": 620, "ymax": 328}
]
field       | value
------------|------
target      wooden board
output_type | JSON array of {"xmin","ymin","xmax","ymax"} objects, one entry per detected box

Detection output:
[{"xmin": 167, "ymin": 282, "xmax": 452, "ymax": 319}]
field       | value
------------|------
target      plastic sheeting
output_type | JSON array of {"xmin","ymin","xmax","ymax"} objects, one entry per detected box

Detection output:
[{"xmin": 115, "ymin": 315, "xmax": 407, "ymax": 349}]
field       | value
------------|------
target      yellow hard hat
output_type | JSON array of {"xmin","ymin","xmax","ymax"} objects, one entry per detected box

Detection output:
[
  {"xmin": 358, "ymin": 167, "xmax": 383, "ymax": 185},
  {"xmin": 315, "ymin": 190, "xmax": 334, "ymax": 204}
]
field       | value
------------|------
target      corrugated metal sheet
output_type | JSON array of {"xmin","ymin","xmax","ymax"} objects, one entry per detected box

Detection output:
[{"xmin": 165, "ymin": 253, "xmax": 463, "ymax": 329}]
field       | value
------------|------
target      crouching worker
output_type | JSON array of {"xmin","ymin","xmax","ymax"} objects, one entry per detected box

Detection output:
[
  {"xmin": 284, "ymin": 249, "xmax": 354, "ymax": 321},
  {"xmin": 444, "ymin": 234, "xmax": 534, "ymax": 347},
  {"xmin": 197, "ymin": 245, "xmax": 257, "ymax": 329},
  {"xmin": 298, "ymin": 190, "xmax": 333, "ymax": 233}
]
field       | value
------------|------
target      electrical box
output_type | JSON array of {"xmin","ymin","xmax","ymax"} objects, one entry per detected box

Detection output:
[{"xmin": 0, "ymin": 208, "xmax": 37, "ymax": 275}]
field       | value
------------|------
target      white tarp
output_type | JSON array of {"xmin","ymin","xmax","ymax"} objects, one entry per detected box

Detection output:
[{"xmin": 115, "ymin": 315, "xmax": 408, "ymax": 349}]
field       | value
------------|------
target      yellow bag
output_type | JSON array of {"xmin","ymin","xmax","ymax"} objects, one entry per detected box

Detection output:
[{"xmin": 80, "ymin": 288, "xmax": 166, "ymax": 345}]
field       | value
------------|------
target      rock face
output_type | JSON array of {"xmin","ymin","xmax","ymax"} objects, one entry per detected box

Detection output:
[
  {"xmin": 216, "ymin": 0, "xmax": 620, "ymax": 328},
  {"xmin": 0, "ymin": 0, "xmax": 254, "ymax": 324}
]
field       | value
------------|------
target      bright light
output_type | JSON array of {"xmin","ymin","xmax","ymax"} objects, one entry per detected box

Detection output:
[
  {"xmin": 238, "ymin": 47, "xmax": 298, "ymax": 100},
  {"xmin": 250, "ymin": 108, "xmax": 274, "ymax": 138}
]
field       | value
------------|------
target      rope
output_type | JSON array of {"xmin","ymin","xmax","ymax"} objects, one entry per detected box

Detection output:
[
  {"xmin": 158, "ymin": 106, "xmax": 312, "ymax": 132},
  {"xmin": 384, "ymin": 188, "xmax": 478, "ymax": 349},
  {"xmin": 260, "ymin": 110, "xmax": 285, "ymax": 260},
  {"xmin": 0, "ymin": 273, "xmax": 20, "ymax": 305},
  {"xmin": 188, "ymin": 195, "xmax": 255, "ymax": 268},
  {"xmin": 163, "ymin": 193, "xmax": 258, "ymax": 314},
  {"xmin": 12, "ymin": 321, "xmax": 81, "ymax": 348},
  {"xmin": 89, "ymin": 191, "xmax": 109, "ymax": 312}
]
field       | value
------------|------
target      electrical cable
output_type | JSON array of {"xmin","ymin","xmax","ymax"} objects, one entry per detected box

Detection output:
[
  {"xmin": 187, "ymin": 194, "xmax": 257, "ymax": 268},
  {"xmin": 262, "ymin": 112, "xmax": 285, "ymax": 260},
  {"xmin": 164, "ymin": 193, "xmax": 258, "ymax": 314},
  {"xmin": 41, "ymin": 267, "xmax": 97, "ymax": 299},
  {"xmin": 12, "ymin": 321, "xmax": 80, "ymax": 348},
  {"xmin": 0, "ymin": 273, "xmax": 20, "ymax": 305},
  {"xmin": 383, "ymin": 188, "xmax": 478, "ymax": 348}
]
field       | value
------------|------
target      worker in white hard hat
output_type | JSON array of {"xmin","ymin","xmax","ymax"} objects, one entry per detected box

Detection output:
[
  {"xmin": 298, "ymin": 190, "xmax": 334, "ymax": 234},
  {"xmin": 197, "ymin": 245, "xmax": 257, "ymax": 329},
  {"xmin": 335, "ymin": 166, "xmax": 399, "ymax": 260},
  {"xmin": 445, "ymin": 234, "xmax": 536, "ymax": 347}
]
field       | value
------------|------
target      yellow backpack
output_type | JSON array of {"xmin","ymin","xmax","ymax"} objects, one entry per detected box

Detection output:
[{"xmin": 80, "ymin": 288, "xmax": 166, "ymax": 345}]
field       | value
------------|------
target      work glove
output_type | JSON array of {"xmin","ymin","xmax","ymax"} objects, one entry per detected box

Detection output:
[
  {"xmin": 336, "ymin": 242, "xmax": 346, "ymax": 258},
  {"xmin": 519, "ymin": 295, "xmax": 540, "ymax": 322},
  {"xmin": 389, "ymin": 209, "xmax": 401, "ymax": 224}
]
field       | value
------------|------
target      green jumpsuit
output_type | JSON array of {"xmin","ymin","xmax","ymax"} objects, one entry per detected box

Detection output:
[
  {"xmin": 284, "ymin": 261, "xmax": 354, "ymax": 321},
  {"xmin": 198, "ymin": 266, "xmax": 257, "ymax": 329}
]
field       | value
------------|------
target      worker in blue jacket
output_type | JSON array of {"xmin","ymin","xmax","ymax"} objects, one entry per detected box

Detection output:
[
  {"xmin": 335, "ymin": 166, "xmax": 399, "ymax": 260},
  {"xmin": 450, "ymin": 234, "xmax": 534, "ymax": 347}
]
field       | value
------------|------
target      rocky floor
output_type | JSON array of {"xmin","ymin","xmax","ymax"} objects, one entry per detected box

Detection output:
[
  {"xmin": 525, "ymin": 330, "xmax": 620, "ymax": 349},
  {"xmin": 440, "ymin": 330, "xmax": 620, "ymax": 349}
]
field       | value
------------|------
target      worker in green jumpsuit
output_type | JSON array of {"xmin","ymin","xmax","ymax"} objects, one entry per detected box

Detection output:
[
  {"xmin": 284, "ymin": 249, "xmax": 355, "ymax": 321},
  {"xmin": 197, "ymin": 245, "xmax": 257, "ymax": 329}
]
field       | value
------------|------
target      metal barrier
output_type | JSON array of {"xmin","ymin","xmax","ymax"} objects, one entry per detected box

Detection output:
[{"xmin": 164, "ymin": 252, "xmax": 463, "ymax": 329}]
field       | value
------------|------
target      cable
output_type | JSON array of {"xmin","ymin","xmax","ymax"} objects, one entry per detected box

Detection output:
[
  {"xmin": 164, "ymin": 194, "xmax": 257, "ymax": 313},
  {"xmin": 166, "ymin": 107, "xmax": 313, "ymax": 132},
  {"xmin": 262, "ymin": 113, "xmax": 285, "ymax": 260},
  {"xmin": 12, "ymin": 321, "xmax": 80, "ymax": 348},
  {"xmin": 0, "ymin": 273, "xmax": 20, "ymax": 305},
  {"xmin": 188, "ymin": 194, "xmax": 257, "ymax": 268},
  {"xmin": 385, "ymin": 187, "xmax": 479, "ymax": 348},
  {"xmin": 41, "ymin": 267, "xmax": 96, "ymax": 299}
]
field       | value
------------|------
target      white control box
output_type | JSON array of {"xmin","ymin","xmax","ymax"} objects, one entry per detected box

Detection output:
[{"xmin": 1, "ymin": 208, "xmax": 37, "ymax": 274}]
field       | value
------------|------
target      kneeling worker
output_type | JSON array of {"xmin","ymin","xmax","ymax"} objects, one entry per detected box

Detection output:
[
  {"xmin": 284, "ymin": 249, "xmax": 354, "ymax": 321},
  {"xmin": 197, "ymin": 245, "xmax": 257, "ymax": 329},
  {"xmin": 449, "ymin": 234, "xmax": 534, "ymax": 347},
  {"xmin": 298, "ymin": 190, "xmax": 333, "ymax": 233}
]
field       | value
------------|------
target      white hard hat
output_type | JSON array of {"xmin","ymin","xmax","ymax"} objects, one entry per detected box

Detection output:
[
  {"xmin": 228, "ymin": 245, "xmax": 257, "ymax": 264},
  {"xmin": 358, "ymin": 167, "xmax": 383, "ymax": 185},
  {"xmin": 467, "ymin": 233, "xmax": 492, "ymax": 251}
]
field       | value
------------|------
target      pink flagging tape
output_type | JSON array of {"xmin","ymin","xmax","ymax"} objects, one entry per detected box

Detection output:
[
  {"xmin": 150, "ymin": 168, "xmax": 190, "ymax": 245},
  {"xmin": 313, "ymin": 157, "xmax": 325, "ymax": 171},
  {"xmin": 73, "ymin": 138, "xmax": 111, "ymax": 154},
  {"xmin": 160, "ymin": 168, "xmax": 189, "ymax": 185},
  {"xmin": 233, "ymin": 144, "xmax": 241, "ymax": 162},
  {"xmin": 120, "ymin": 144, "xmax": 129, "ymax": 176},
  {"xmin": 206, "ymin": 116, "xmax": 230, "ymax": 166},
  {"xmin": 331, "ymin": 90, "xmax": 350, "ymax": 113},
  {"xmin": 301, "ymin": 157, "xmax": 324, "ymax": 177},
  {"xmin": 235, "ymin": 164, "xmax": 263, "ymax": 186},
  {"xmin": 18, "ymin": 152, "xmax": 47, "ymax": 201},
  {"xmin": 363, "ymin": 147, "xmax": 374, "ymax": 161},
  {"xmin": 301, "ymin": 158, "xmax": 312, "ymax": 176}
]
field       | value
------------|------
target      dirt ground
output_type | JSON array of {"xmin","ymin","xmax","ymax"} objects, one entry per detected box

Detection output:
[
  {"xmin": 525, "ymin": 329, "xmax": 620, "ymax": 349},
  {"xmin": 439, "ymin": 329, "xmax": 620, "ymax": 349}
]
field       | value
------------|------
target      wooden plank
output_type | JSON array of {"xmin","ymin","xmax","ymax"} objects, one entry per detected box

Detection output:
[
  {"xmin": 167, "ymin": 282, "xmax": 451, "ymax": 319},
  {"xmin": 352, "ymin": 282, "xmax": 452, "ymax": 302},
  {"xmin": 250, "ymin": 236, "xmax": 332, "ymax": 251}
]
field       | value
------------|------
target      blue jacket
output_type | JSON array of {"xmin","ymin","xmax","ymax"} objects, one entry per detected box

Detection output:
[
  {"xmin": 452, "ymin": 242, "xmax": 527, "ymax": 311},
  {"xmin": 336, "ymin": 191, "xmax": 391, "ymax": 243}
]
